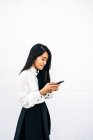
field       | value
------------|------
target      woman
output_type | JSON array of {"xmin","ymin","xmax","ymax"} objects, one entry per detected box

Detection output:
[{"xmin": 14, "ymin": 43, "xmax": 60, "ymax": 140}]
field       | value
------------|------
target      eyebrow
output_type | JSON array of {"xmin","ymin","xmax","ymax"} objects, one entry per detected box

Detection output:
[{"xmin": 42, "ymin": 56, "xmax": 48, "ymax": 60}]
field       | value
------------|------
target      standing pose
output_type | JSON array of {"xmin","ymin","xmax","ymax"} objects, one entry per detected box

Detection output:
[{"xmin": 14, "ymin": 43, "xmax": 60, "ymax": 140}]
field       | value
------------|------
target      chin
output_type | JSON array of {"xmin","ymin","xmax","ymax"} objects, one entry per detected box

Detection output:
[{"xmin": 39, "ymin": 66, "xmax": 44, "ymax": 70}]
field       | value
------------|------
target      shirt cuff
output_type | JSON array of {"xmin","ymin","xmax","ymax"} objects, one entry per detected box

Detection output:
[
  {"xmin": 28, "ymin": 91, "xmax": 45, "ymax": 104},
  {"xmin": 44, "ymin": 92, "xmax": 53, "ymax": 99}
]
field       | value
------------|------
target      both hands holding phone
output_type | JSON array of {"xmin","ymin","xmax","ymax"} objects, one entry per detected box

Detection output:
[{"xmin": 40, "ymin": 80, "xmax": 64, "ymax": 95}]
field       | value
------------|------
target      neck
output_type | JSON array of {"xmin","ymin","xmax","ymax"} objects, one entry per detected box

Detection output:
[{"xmin": 32, "ymin": 64, "xmax": 38, "ymax": 71}]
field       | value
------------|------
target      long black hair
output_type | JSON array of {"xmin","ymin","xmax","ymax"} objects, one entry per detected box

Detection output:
[{"xmin": 19, "ymin": 43, "xmax": 52, "ymax": 89}]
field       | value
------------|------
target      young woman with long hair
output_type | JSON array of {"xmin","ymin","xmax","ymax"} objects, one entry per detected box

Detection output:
[{"xmin": 14, "ymin": 43, "xmax": 60, "ymax": 140}]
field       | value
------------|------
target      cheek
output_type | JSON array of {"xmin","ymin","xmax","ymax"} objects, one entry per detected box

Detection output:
[
  {"xmin": 35, "ymin": 58, "xmax": 42, "ymax": 66},
  {"xmin": 38, "ymin": 57, "xmax": 43, "ymax": 63}
]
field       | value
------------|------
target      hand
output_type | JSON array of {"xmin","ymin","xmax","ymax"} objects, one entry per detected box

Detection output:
[
  {"xmin": 40, "ymin": 82, "xmax": 60, "ymax": 95},
  {"xmin": 49, "ymin": 82, "xmax": 60, "ymax": 92}
]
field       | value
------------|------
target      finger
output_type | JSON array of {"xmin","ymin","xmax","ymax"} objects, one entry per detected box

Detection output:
[
  {"xmin": 50, "ymin": 85, "xmax": 58, "ymax": 87},
  {"xmin": 50, "ymin": 89, "xmax": 53, "ymax": 92},
  {"xmin": 49, "ymin": 82, "xmax": 56, "ymax": 85},
  {"xmin": 52, "ymin": 86, "xmax": 59, "ymax": 89},
  {"xmin": 52, "ymin": 87, "xmax": 57, "ymax": 91},
  {"xmin": 56, "ymin": 84, "xmax": 60, "ymax": 86},
  {"xmin": 52, "ymin": 88, "xmax": 57, "ymax": 91}
]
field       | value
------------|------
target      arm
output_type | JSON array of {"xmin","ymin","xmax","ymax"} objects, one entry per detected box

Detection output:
[
  {"xmin": 39, "ymin": 83, "xmax": 55, "ymax": 99},
  {"xmin": 15, "ymin": 74, "xmax": 45, "ymax": 109}
]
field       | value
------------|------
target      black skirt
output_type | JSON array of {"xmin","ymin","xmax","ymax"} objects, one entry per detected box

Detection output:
[{"xmin": 14, "ymin": 101, "xmax": 51, "ymax": 140}]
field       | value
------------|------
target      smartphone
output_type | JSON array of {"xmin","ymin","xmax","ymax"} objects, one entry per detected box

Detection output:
[{"xmin": 56, "ymin": 80, "xmax": 64, "ymax": 84}]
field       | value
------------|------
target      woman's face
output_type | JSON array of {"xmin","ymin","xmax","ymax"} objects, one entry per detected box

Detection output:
[{"xmin": 32, "ymin": 51, "xmax": 49, "ymax": 70}]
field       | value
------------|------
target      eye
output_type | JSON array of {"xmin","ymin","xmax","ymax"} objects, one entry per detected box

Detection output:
[
  {"xmin": 42, "ymin": 58, "xmax": 45, "ymax": 61},
  {"xmin": 41, "ymin": 57, "xmax": 48, "ymax": 62}
]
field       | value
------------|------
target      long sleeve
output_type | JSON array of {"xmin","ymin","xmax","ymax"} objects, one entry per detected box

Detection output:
[
  {"xmin": 15, "ymin": 71, "xmax": 45, "ymax": 109},
  {"xmin": 44, "ymin": 92, "xmax": 53, "ymax": 99}
]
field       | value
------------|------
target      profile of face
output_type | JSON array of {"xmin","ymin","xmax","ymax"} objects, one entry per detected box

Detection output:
[{"xmin": 32, "ymin": 51, "xmax": 49, "ymax": 70}]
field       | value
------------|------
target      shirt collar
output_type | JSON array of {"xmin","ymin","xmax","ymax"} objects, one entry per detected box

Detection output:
[{"xmin": 29, "ymin": 66, "xmax": 39, "ymax": 76}]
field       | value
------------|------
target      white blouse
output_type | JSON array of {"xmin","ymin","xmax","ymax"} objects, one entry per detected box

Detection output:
[{"xmin": 15, "ymin": 66, "xmax": 53, "ymax": 108}]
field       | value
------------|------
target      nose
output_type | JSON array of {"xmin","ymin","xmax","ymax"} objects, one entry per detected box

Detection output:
[{"xmin": 44, "ymin": 60, "xmax": 47, "ymax": 65}]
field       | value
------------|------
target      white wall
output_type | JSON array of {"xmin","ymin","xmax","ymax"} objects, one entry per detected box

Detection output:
[{"xmin": 0, "ymin": 0, "xmax": 93, "ymax": 140}]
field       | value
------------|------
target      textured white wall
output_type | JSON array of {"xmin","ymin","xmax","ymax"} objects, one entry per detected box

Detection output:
[{"xmin": 0, "ymin": 0, "xmax": 93, "ymax": 140}]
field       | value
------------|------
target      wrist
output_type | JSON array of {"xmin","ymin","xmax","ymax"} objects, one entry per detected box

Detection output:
[{"xmin": 40, "ymin": 89, "xmax": 46, "ymax": 95}]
